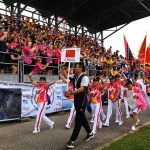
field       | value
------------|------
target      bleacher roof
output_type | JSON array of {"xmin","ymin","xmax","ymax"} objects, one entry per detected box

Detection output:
[{"xmin": 3, "ymin": 0, "xmax": 150, "ymax": 33}]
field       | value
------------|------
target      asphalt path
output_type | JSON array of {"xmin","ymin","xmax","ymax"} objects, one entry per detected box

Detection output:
[{"xmin": 0, "ymin": 104, "xmax": 150, "ymax": 150}]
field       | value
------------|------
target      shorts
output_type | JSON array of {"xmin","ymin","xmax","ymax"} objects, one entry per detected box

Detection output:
[{"xmin": 129, "ymin": 107, "xmax": 141, "ymax": 114}]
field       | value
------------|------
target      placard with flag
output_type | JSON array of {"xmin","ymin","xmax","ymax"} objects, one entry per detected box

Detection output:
[
  {"xmin": 124, "ymin": 35, "xmax": 134, "ymax": 60},
  {"xmin": 61, "ymin": 48, "xmax": 80, "ymax": 62},
  {"xmin": 65, "ymin": 49, "xmax": 75, "ymax": 58}
]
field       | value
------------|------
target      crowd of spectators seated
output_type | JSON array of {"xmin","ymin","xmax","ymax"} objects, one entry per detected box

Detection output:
[{"xmin": 0, "ymin": 14, "xmax": 144, "ymax": 77}]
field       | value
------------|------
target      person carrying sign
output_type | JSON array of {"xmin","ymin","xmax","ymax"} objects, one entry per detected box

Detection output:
[{"xmin": 65, "ymin": 62, "xmax": 94, "ymax": 149}]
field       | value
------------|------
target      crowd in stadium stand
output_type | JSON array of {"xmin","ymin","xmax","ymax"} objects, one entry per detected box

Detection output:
[{"xmin": 0, "ymin": 14, "xmax": 145, "ymax": 77}]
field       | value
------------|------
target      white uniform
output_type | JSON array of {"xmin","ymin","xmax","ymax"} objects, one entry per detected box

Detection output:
[
  {"xmin": 65, "ymin": 103, "xmax": 76, "ymax": 128},
  {"xmin": 104, "ymin": 82, "xmax": 123, "ymax": 126},
  {"xmin": 89, "ymin": 84, "xmax": 102, "ymax": 134},
  {"xmin": 146, "ymin": 83, "xmax": 150, "ymax": 108},
  {"xmin": 122, "ymin": 87, "xmax": 130, "ymax": 118},
  {"xmin": 34, "ymin": 102, "xmax": 54, "ymax": 132}
]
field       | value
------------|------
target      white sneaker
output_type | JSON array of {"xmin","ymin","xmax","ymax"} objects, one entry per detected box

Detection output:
[
  {"xmin": 92, "ymin": 131, "xmax": 96, "ymax": 134},
  {"xmin": 102, "ymin": 116, "xmax": 106, "ymax": 121},
  {"xmin": 98, "ymin": 122, "xmax": 103, "ymax": 129},
  {"xmin": 115, "ymin": 120, "xmax": 119, "ymax": 123},
  {"xmin": 135, "ymin": 119, "xmax": 140, "ymax": 126},
  {"xmin": 90, "ymin": 120, "xmax": 94, "ymax": 123},
  {"xmin": 32, "ymin": 130, "xmax": 40, "ymax": 134},
  {"xmin": 118, "ymin": 122, "xmax": 123, "ymax": 126},
  {"xmin": 131, "ymin": 126, "xmax": 136, "ymax": 131},
  {"xmin": 103, "ymin": 123, "xmax": 109, "ymax": 127},
  {"xmin": 65, "ymin": 124, "xmax": 70, "ymax": 129},
  {"xmin": 50, "ymin": 122, "xmax": 54, "ymax": 129},
  {"xmin": 126, "ymin": 115, "xmax": 130, "ymax": 118}
]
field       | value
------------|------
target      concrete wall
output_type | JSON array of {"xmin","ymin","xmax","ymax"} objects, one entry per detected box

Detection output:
[{"xmin": 0, "ymin": 74, "xmax": 58, "ymax": 83}]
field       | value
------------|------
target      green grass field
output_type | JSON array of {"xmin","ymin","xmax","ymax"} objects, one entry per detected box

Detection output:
[{"xmin": 103, "ymin": 126, "xmax": 150, "ymax": 150}]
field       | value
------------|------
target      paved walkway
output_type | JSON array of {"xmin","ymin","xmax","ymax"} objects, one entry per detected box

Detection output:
[{"xmin": 0, "ymin": 105, "xmax": 150, "ymax": 150}]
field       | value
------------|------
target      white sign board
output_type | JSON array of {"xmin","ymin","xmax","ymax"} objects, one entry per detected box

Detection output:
[{"xmin": 61, "ymin": 48, "xmax": 80, "ymax": 62}]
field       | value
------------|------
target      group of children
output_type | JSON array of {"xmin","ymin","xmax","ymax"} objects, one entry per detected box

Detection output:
[{"xmin": 59, "ymin": 65, "xmax": 149, "ymax": 133}]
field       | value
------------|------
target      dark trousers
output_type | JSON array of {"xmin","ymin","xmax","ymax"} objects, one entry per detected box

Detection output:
[{"xmin": 70, "ymin": 105, "xmax": 91, "ymax": 142}]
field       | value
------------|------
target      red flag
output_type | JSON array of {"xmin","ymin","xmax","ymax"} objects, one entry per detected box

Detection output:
[
  {"xmin": 65, "ymin": 50, "xmax": 75, "ymax": 58},
  {"xmin": 124, "ymin": 35, "xmax": 134, "ymax": 60},
  {"xmin": 146, "ymin": 44, "xmax": 150, "ymax": 65},
  {"xmin": 138, "ymin": 35, "xmax": 147, "ymax": 65}
]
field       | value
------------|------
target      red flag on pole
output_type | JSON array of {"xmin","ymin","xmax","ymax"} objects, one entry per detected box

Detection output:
[
  {"xmin": 65, "ymin": 50, "xmax": 75, "ymax": 58},
  {"xmin": 138, "ymin": 35, "xmax": 147, "ymax": 65},
  {"xmin": 146, "ymin": 44, "xmax": 150, "ymax": 65},
  {"xmin": 124, "ymin": 35, "xmax": 134, "ymax": 60}
]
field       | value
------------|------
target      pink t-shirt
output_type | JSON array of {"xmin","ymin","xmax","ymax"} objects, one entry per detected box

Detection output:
[
  {"xmin": 32, "ymin": 62, "xmax": 42, "ymax": 74},
  {"xmin": 10, "ymin": 42, "xmax": 18, "ymax": 49},
  {"xmin": 36, "ymin": 83, "xmax": 48, "ymax": 103},
  {"xmin": 23, "ymin": 46, "xmax": 30, "ymax": 55},
  {"xmin": 45, "ymin": 49, "xmax": 53, "ymax": 63}
]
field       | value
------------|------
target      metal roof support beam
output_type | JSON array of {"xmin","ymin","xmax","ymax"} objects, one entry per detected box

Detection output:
[
  {"xmin": 50, "ymin": 16, "xmax": 55, "ymax": 26},
  {"xmin": 54, "ymin": 0, "xmax": 76, "ymax": 11},
  {"xmin": 75, "ymin": 26, "xmax": 77, "ymax": 36},
  {"xmin": 119, "ymin": 9, "xmax": 133, "ymax": 18},
  {"xmin": 97, "ymin": 32, "xmax": 101, "ymax": 39},
  {"xmin": 103, "ymin": 23, "xmax": 129, "ymax": 40},
  {"xmin": 10, "ymin": 4, "xmax": 14, "ymax": 16},
  {"xmin": 82, "ymin": 1, "xmax": 134, "ymax": 23},
  {"xmin": 100, "ymin": 31, "xmax": 103, "ymax": 47},
  {"xmin": 17, "ymin": 0, "xmax": 21, "ymax": 20},
  {"xmin": 20, "ymin": 0, "xmax": 35, "ymax": 14},
  {"xmin": 82, "ymin": 25, "xmax": 84, "ymax": 37},
  {"xmin": 55, "ymin": 15, "xmax": 58, "ymax": 30},
  {"xmin": 57, "ymin": 0, "xmax": 88, "ymax": 25},
  {"xmin": 77, "ymin": 25, "xmax": 82, "ymax": 33},
  {"xmin": 137, "ymin": 0, "xmax": 150, "ymax": 12},
  {"xmin": 91, "ymin": 9, "xmax": 119, "ymax": 30}
]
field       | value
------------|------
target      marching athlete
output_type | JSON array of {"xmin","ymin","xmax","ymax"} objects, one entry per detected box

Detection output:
[
  {"xmin": 103, "ymin": 74, "xmax": 124, "ymax": 126},
  {"xmin": 125, "ymin": 79, "xmax": 147, "ymax": 130},
  {"xmin": 29, "ymin": 72, "xmax": 59, "ymax": 133},
  {"xmin": 103, "ymin": 77, "xmax": 116, "ymax": 126},
  {"xmin": 59, "ymin": 64, "xmax": 75, "ymax": 129},
  {"xmin": 88, "ymin": 77, "xmax": 103, "ymax": 134}
]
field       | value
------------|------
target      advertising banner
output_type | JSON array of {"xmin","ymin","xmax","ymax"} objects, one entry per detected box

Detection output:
[{"xmin": 0, "ymin": 81, "xmax": 73, "ymax": 121}]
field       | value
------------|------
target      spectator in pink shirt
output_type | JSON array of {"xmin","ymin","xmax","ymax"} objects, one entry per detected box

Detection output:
[{"xmin": 32, "ymin": 57, "xmax": 49, "ymax": 74}]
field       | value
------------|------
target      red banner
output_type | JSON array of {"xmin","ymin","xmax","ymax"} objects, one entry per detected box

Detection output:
[{"xmin": 138, "ymin": 35, "xmax": 147, "ymax": 65}]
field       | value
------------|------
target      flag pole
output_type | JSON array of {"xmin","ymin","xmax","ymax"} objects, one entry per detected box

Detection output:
[
  {"xmin": 66, "ymin": 62, "xmax": 71, "ymax": 91},
  {"xmin": 144, "ymin": 34, "xmax": 147, "ymax": 71}
]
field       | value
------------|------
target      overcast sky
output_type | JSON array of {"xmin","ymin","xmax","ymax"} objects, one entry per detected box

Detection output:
[{"xmin": 104, "ymin": 16, "xmax": 150, "ymax": 58}]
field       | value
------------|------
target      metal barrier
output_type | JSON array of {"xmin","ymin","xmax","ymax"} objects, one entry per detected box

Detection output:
[
  {"xmin": 2, "ymin": 51, "xmax": 142, "ymax": 83},
  {"xmin": 0, "ymin": 51, "xmax": 19, "ymax": 73}
]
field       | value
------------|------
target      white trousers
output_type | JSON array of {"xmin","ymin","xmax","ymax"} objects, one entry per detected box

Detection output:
[
  {"xmin": 146, "ymin": 95, "xmax": 150, "ymax": 108},
  {"xmin": 105, "ymin": 99, "xmax": 123, "ymax": 124},
  {"xmin": 91, "ymin": 103, "xmax": 102, "ymax": 133},
  {"xmin": 124, "ymin": 97, "xmax": 130, "ymax": 117},
  {"xmin": 34, "ymin": 102, "xmax": 54, "ymax": 131},
  {"xmin": 66, "ymin": 103, "xmax": 76, "ymax": 127}
]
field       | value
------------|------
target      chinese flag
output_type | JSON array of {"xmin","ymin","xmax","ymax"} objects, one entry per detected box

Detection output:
[
  {"xmin": 138, "ymin": 35, "xmax": 147, "ymax": 65},
  {"xmin": 65, "ymin": 50, "xmax": 75, "ymax": 58},
  {"xmin": 124, "ymin": 35, "xmax": 134, "ymax": 61},
  {"xmin": 146, "ymin": 44, "xmax": 150, "ymax": 65}
]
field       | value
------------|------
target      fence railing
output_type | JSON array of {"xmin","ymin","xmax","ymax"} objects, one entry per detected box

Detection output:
[{"xmin": 1, "ymin": 51, "xmax": 144, "ymax": 83}]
